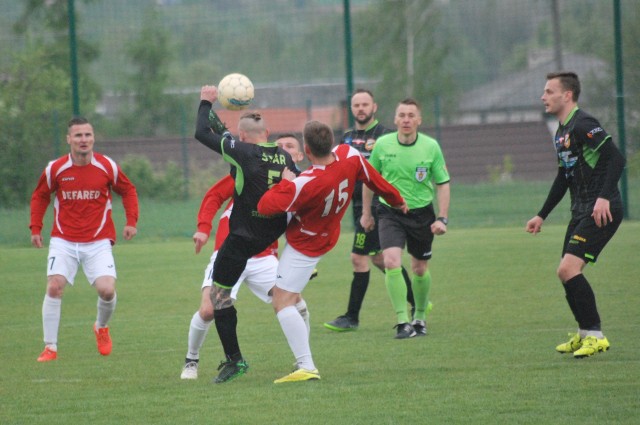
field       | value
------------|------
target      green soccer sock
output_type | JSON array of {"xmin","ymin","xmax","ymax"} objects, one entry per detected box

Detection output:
[
  {"xmin": 385, "ymin": 267, "xmax": 410, "ymax": 324},
  {"xmin": 411, "ymin": 270, "xmax": 432, "ymax": 321}
]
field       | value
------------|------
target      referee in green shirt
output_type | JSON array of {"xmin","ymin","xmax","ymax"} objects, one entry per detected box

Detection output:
[{"xmin": 362, "ymin": 98, "xmax": 450, "ymax": 339}]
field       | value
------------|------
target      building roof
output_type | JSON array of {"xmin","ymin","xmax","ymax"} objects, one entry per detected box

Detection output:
[{"xmin": 460, "ymin": 52, "xmax": 609, "ymax": 113}]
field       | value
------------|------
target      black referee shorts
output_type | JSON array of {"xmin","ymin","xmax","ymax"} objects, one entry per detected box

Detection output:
[{"xmin": 377, "ymin": 203, "xmax": 435, "ymax": 260}]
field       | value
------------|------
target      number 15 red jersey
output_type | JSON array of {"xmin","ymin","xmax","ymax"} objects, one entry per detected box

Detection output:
[{"xmin": 257, "ymin": 144, "xmax": 403, "ymax": 257}]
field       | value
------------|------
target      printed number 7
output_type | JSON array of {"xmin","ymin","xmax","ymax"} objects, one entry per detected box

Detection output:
[{"xmin": 322, "ymin": 179, "xmax": 349, "ymax": 217}]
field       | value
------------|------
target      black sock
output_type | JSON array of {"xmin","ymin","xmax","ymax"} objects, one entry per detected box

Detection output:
[
  {"xmin": 213, "ymin": 306, "xmax": 242, "ymax": 361},
  {"xmin": 565, "ymin": 274, "xmax": 601, "ymax": 331},
  {"xmin": 402, "ymin": 267, "xmax": 415, "ymax": 308},
  {"xmin": 562, "ymin": 282, "xmax": 581, "ymax": 324},
  {"xmin": 346, "ymin": 271, "xmax": 370, "ymax": 321}
]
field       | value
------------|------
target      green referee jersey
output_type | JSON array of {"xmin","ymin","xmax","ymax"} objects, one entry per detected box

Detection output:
[{"xmin": 370, "ymin": 131, "xmax": 450, "ymax": 210}]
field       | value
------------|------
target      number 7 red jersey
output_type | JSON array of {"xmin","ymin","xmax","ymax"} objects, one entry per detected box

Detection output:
[
  {"xmin": 30, "ymin": 153, "xmax": 139, "ymax": 244},
  {"xmin": 257, "ymin": 144, "xmax": 404, "ymax": 257}
]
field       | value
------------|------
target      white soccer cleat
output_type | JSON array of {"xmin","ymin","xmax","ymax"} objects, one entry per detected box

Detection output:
[{"xmin": 180, "ymin": 361, "xmax": 199, "ymax": 380}]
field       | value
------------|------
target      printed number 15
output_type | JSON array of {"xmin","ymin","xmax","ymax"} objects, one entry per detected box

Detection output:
[{"xmin": 322, "ymin": 179, "xmax": 349, "ymax": 217}]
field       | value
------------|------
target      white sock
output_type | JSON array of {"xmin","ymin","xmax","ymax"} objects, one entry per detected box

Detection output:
[
  {"xmin": 295, "ymin": 299, "xmax": 310, "ymax": 336},
  {"xmin": 578, "ymin": 329, "xmax": 587, "ymax": 339},
  {"xmin": 96, "ymin": 294, "xmax": 117, "ymax": 328},
  {"xmin": 42, "ymin": 295, "xmax": 61, "ymax": 350},
  {"xmin": 186, "ymin": 312, "xmax": 212, "ymax": 360},
  {"xmin": 277, "ymin": 306, "xmax": 315, "ymax": 371},
  {"xmin": 585, "ymin": 330, "xmax": 604, "ymax": 339}
]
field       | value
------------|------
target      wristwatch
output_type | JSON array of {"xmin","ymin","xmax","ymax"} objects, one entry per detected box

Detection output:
[{"xmin": 436, "ymin": 217, "xmax": 448, "ymax": 225}]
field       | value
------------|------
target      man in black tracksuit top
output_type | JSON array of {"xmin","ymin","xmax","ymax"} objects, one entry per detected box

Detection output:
[{"xmin": 194, "ymin": 84, "xmax": 296, "ymax": 382}]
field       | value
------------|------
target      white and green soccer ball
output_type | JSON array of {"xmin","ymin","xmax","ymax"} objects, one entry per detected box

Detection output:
[{"xmin": 217, "ymin": 73, "xmax": 254, "ymax": 111}]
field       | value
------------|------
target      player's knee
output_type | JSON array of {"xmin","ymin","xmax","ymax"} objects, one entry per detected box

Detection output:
[
  {"xmin": 557, "ymin": 264, "xmax": 578, "ymax": 283},
  {"xmin": 46, "ymin": 275, "xmax": 66, "ymax": 298},
  {"xmin": 351, "ymin": 253, "xmax": 369, "ymax": 271},
  {"xmin": 199, "ymin": 305, "xmax": 215, "ymax": 321}
]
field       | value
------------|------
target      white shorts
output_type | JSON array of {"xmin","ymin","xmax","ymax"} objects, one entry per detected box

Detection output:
[
  {"xmin": 202, "ymin": 251, "xmax": 277, "ymax": 303},
  {"xmin": 47, "ymin": 237, "xmax": 116, "ymax": 285},
  {"xmin": 275, "ymin": 243, "xmax": 322, "ymax": 294}
]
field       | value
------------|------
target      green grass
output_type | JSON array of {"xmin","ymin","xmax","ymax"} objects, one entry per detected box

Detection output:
[{"xmin": 1, "ymin": 222, "xmax": 639, "ymax": 424}]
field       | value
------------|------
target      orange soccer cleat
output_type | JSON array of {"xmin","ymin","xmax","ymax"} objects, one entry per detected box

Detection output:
[
  {"xmin": 94, "ymin": 324, "xmax": 112, "ymax": 356},
  {"xmin": 37, "ymin": 347, "xmax": 58, "ymax": 362}
]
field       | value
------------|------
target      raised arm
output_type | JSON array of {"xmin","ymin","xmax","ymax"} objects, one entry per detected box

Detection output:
[{"xmin": 194, "ymin": 86, "xmax": 228, "ymax": 154}]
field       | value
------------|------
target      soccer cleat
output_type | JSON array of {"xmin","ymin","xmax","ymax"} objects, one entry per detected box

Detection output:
[
  {"xmin": 214, "ymin": 359, "xmax": 249, "ymax": 383},
  {"xmin": 394, "ymin": 322, "xmax": 416, "ymax": 339},
  {"xmin": 555, "ymin": 333, "xmax": 583, "ymax": 354},
  {"xmin": 37, "ymin": 347, "xmax": 58, "ymax": 362},
  {"xmin": 573, "ymin": 336, "xmax": 610, "ymax": 358},
  {"xmin": 309, "ymin": 268, "xmax": 319, "ymax": 281},
  {"xmin": 411, "ymin": 319, "xmax": 427, "ymax": 337},
  {"xmin": 180, "ymin": 361, "xmax": 199, "ymax": 380},
  {"xmin": 323, "ymin": 315, "xmax": 359, "ymax": 332},
  {"xmin": 94, "ymin": 324, "xmax": 112, "ymax": 356},
  {"xmin": 208, "ymin": 109, "xmax": 229, "ymax": 135},
  {"xmin": 274, "ymin": 368, "xmax": 320, "ymax": 384}
]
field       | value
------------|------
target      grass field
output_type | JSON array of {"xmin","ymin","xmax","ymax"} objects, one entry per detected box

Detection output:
[{"xmin": 1, "ymin": 221, "xmax": 639, "ymax": 424}]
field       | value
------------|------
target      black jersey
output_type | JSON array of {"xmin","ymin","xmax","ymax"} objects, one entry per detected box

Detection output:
[
  {"xmin": 554, "ymin": 107, "xmax": 623, "ymax": 214},
  {"xmin": 341, "ymin": 119, "xmax": 390, "ymax": 209},
  {"xmin": 195, "ymin": 100, "xmax": 296, "ymax": 247}
]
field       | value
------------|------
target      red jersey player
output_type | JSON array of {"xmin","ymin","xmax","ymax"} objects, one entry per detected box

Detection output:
[
  {"xmin": 180, "ymin": 134, "xmax": 311, "ymax": 380},
  {"xmin": 258, "ymin": 120, "xmax": 407, "ymax": 383},
  {"xmin": 30, "ymin": 116, "xmax": 139, "ymax": 362}
]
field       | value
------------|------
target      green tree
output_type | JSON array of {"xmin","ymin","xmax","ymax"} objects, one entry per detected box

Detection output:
[
  {"xmin": 13, "ymin": 0, "xmax": 101, "ymax": 115},
  {"xmin": 0, "ymin": 45, "xmax": 70, "ymax": 207},
  {"xmin": 117, "ymin": 9, "xmax": 172, "ymax": 136},
  {"xmin": 353, "ymin": 0, "xmax": 455, "ymax": 122},
  {"xmin": 0, "ymin": 0, "xmax": 101, "ymax": 207}
]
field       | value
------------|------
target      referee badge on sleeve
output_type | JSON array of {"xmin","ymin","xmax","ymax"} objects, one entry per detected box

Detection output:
[{"xmin": 415, "ymin": 166, "xmax": 428, "ymax": 182}]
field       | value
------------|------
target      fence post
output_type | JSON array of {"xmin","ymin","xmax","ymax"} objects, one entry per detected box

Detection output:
[{"xmin": 180, "ymin": 104, "xmax": 190, "ymax": 200}]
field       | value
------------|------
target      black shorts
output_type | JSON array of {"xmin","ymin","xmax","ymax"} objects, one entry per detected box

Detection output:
[
  {"xmin": 377, "ymin": 204, "xmax": 435, "ymax": 260},
  {"xmin": 351, "ymin": 204, "xmax": 382, "ymax": 256},
  {"xmin": 213, "ymin": 233, "xmax": 272, "ymax": 287},
  {"xmin": 562, "ymin": 209, "xmax": 623, "ymax": 263}
]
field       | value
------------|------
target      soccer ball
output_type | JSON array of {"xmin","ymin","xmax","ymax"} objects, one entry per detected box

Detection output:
[{"xmin": 217, "ymin": 73, "xmax": 254, "ymax": 111}]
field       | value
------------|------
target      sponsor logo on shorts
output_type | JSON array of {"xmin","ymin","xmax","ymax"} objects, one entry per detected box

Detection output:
[{"xmin": 572, "ymin": 235, "xmax": 587, "ymax": 243}]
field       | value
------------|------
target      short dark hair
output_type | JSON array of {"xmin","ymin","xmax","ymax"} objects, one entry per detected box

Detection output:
[
  {"xmin": 399, "ymin": 98, "xmax": 421, "ymax": 111},
  {"xmin": 303, "ymin": 120, "xmax": 334, "ymax": 157},
  {"xmin": 546, "ymin": 71, "xmax": 581, "ymax": 101},
  {"xmin": 276, "ymin": 132, "xmax": 303, "ymax": 150},
  {"xmin": 67, "ymin": 116, "xmax": 90, "ymax": 129},
  {"xmin": 351, "ymin": 88, "xmax": 374, "ymax": 101}
]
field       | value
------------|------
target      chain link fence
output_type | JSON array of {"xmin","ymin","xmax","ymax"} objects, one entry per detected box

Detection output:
[{"xmin": 1, "ymin": 0, "xmax": 637, "ymax": 219}]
